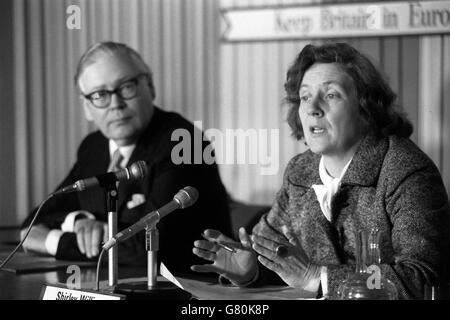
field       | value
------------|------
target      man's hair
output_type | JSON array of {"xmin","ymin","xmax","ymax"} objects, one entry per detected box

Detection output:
[
  {"xmin": 284, "ymin": 42, "xmax": 413, "ymax": 140},
  {"xmin": 74, "ymin": 41, "xmax": 155, "ymax": 98}
]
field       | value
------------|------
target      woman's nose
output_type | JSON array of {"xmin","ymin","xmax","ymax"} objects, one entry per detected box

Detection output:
[{"xmin": 307, "ymin": 96, "xmax": 324, "ymax": 117}]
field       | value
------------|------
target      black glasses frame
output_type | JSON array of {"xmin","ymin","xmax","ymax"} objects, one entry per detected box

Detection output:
[{"xmin": 83, "ymin": 73, "xmax": 148, "ymax": 109}]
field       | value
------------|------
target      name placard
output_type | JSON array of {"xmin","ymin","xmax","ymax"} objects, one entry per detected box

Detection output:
[
  {"xmin": 41, "ymin": 284, "xmax": 123, "ymax": 300},
  {"xmin": 221, "ymin": 0, "xmax": 450, "ymax": 41}
]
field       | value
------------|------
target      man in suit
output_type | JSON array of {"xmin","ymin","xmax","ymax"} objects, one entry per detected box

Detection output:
[{"xmin": 21, "ymin": 42, "xmax": 231, "ymax": 274}]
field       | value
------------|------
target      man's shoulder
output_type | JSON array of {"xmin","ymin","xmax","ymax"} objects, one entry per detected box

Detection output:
[
  {"xmin": 153, "ymin": 107, "xmax": 196, "ymax": 133},
  {"xmin": 75, "ymin": 131, "xmax": 108, "ymax": 160},
  {"xmin": 78, "ymin": 131, "xmax": 106, "ymax": 149},
  {"xmin": 140, "ymin": 107, "xmax": 204, "ymax": 153}
]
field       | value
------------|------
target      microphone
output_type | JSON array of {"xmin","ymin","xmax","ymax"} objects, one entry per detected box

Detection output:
[
  {"xmin": 54, "ymin": 161, "xmax": 148, "ymax": 195},
  {"xmin": 102, "ymin": 186, "xmax": 199, "ymax": 250}
]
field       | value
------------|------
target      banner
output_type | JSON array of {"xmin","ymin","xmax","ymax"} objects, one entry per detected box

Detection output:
[{"xmin": 221, "ymin": 1, "xmax": 450, "ymax": 41}]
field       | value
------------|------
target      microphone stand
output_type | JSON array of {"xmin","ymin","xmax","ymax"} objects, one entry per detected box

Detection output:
[
  {"xmin": 106, "ymin": 183, "xmax": 119, "ymax": 287},
  {"xmin": 113, "ymin": 220, "xmax": 191, "ymax": 300},
  {"xmin": 146, "ymin": 226, "xmax": 158, "ymax": 288}
]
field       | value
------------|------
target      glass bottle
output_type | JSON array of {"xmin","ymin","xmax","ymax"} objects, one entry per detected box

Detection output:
[{"xmin": 337, "ymin": 228, "xmax": 398, "ymax": 300}]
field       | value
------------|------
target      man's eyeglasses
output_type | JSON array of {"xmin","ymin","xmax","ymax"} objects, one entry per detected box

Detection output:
[{"xmin": 83, "ymin": 73, "xmax": 148, "ymax": 109}]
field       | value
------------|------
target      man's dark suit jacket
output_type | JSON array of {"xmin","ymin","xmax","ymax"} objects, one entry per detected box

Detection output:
[{"xmin": 22, "ymin": 106, "xmax": 231, "ymax": 274}]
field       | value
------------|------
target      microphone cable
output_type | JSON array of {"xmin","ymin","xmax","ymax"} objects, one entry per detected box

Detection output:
[
  {"xmin": 0, "ymin": 193, "xmax": 55, "ymax": 270},
  {"xmin": 94, "ymin": 247, "xmax": 107, "ymax": 291},
  {"xmin": 1, "ymin": 190, "xmax": 117, "ymax": 293}
]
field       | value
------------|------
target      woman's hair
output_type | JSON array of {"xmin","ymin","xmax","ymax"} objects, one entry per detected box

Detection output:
[
  {"xmin": 74, "ymin": 41, "xmax": 156, "ymax": 98},
  {"xmin": 284, "ymin": 42, "xmax": 413, "ymax": 140}
]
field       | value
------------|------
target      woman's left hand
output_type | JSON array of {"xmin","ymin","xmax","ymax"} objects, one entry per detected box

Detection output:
[{"xmin": 251, "ymin": 219, "xmax": 321, "ymax": 291}]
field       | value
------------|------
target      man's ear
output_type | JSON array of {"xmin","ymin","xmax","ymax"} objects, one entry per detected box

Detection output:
[
  {"xmin": 83, "ymin": 100, "xmax": 94, "ymax": 121},
  {"xmin": 148, "ymin": 83, "xmax": 156, "ymax": 100}
]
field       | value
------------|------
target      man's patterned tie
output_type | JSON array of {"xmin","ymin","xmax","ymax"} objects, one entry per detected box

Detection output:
[{"xmin": 108, "ymin": 149, "xmax": 124, "ymax": 172}]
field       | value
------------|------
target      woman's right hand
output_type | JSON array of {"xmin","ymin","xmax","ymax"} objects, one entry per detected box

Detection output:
[{"xmin": 191, "ymin": 227, "xmax": 258, "ymax": 286}]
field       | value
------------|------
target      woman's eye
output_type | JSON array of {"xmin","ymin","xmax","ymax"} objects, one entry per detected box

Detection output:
[
  {"xmin": 326, "ymin": 92, "xmax": 339, "ymax": 100},
  {"xmin": 300, "ymin": 96, "xmax": 309, "ymax": 102}
]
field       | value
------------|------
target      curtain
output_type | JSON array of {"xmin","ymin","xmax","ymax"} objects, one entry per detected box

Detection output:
[
  {"xmin": 7, "ymin": 0, "xmax": 221, "ymax": 225},
  {"xmin": 2, "ymin": 0, "xmax": 449, "ymax": 226}
]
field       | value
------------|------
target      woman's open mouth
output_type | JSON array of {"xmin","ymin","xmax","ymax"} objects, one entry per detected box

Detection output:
[{"xmin": 310, "ymin": 126, "xmax": 325, "ymax": 134}]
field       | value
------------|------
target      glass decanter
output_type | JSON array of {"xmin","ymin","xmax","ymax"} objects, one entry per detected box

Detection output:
[{"xmin": 337, "ymin": 228, "xmax": 398, "ymax": 300}]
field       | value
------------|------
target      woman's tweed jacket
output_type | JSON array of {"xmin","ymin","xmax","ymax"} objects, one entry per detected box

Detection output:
[{"xmin": 253, "ymin": 132, "xmax": 450, "ymax": 299}]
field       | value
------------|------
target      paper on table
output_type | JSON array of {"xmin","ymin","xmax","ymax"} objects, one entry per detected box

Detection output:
[
  {"xmin": 160, "ymin": 262, "xmax": 184, "ymax": 289},
  {"xmin": 159, "ymin": 262, "xmax": 318, "ymax": 300}
]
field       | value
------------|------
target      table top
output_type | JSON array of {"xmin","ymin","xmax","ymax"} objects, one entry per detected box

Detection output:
[
  {"xmin": 0, "ymin": 260, "xmax": 149, "ymax": 300},
  {"xmin": 0, "ymin": 228, "xmax": 149, "ymax": 300}
]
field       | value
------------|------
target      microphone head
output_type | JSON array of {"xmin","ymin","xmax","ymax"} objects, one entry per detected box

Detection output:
[
  {"xmin": 174, "ymin": 186, "xmax": 199, "ymax": 209},
  {"xmin": 128, "ymin": 161, "xmax": 148, "ymax": 180}
]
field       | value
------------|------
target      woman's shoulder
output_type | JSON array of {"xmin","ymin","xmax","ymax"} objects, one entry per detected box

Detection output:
[
  {"xmin": 286, "ymin": 149, "xmax": 319, "ymax": 169},
  {"xmin": 284, "ymin": 149, "xmax": 321, "ymax": 186},
  {"xmin": 379, "ymin": 135, "xmax": 442, "ymax": 186},
  {"xmin": 385, "ymin": 135, "xmax": 438, "ymax": 171}
]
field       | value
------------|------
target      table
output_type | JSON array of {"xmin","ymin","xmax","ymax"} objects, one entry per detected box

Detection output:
[{"xmin": 0, "ymin": 228, "xmax": 150, "ymax": 300}]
